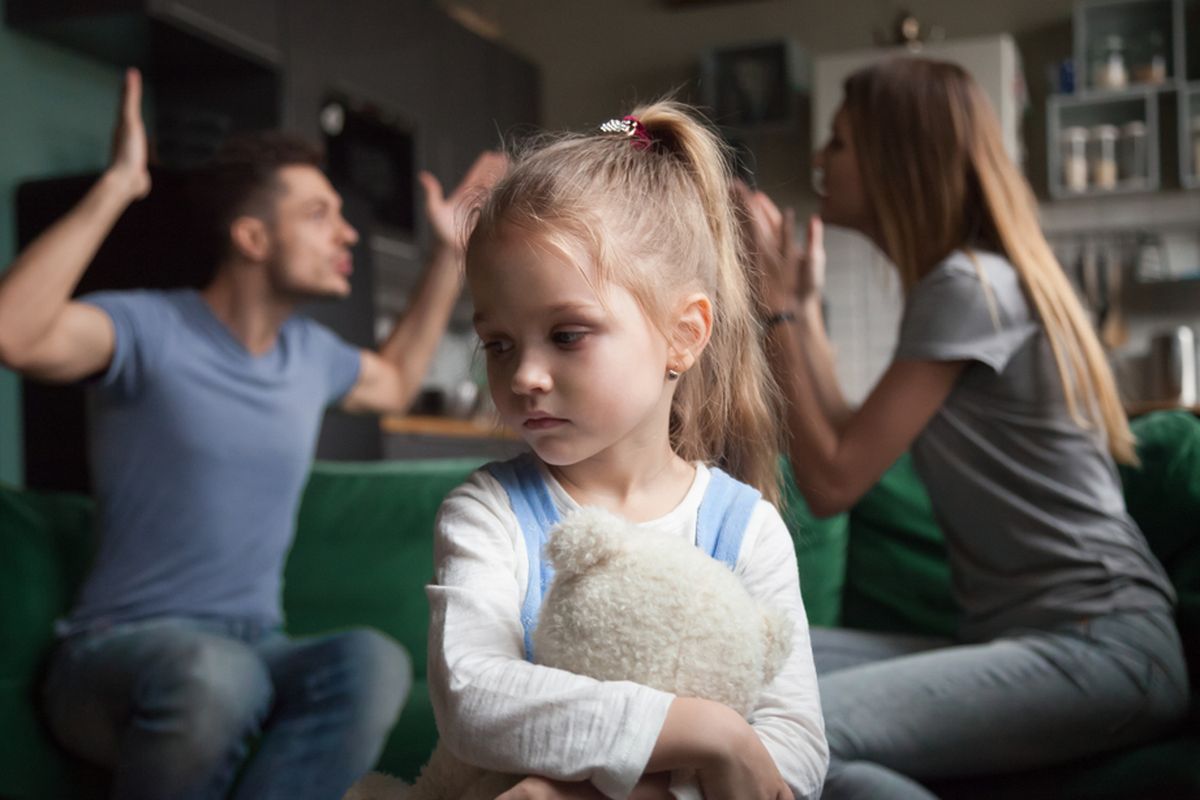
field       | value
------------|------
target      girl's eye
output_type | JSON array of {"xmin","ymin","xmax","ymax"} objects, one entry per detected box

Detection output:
[
  {"xmin": 481, "ymin": 339, "xmax": 512, "ymax": 355},
  {"xmin": 552, "ymin": 330, "xmax": 586, "ymax": 347}
]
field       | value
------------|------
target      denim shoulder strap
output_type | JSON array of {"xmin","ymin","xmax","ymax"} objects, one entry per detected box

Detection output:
[
  {"xmin": 485, "ymin": 452, "xmax": 560, "ymax": 661},
  {"xmin": 695, "ymin": 466, "xmax": 762, "ymax": 570}
]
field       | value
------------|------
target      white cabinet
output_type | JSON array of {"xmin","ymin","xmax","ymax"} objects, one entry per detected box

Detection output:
[{"xmin": 810, "ymin": 35, "xmax": 1025, "ymax": 402}]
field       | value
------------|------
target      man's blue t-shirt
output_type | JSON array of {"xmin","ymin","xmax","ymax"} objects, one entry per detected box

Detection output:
[{"xmin": 63, "ymin": 289, "xmax": 361, "ymax": 632}]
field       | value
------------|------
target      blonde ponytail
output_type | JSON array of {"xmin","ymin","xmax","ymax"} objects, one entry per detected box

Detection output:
[{"xmin": 632, "ymin": 102, "xmax": 783, "ymax": 502}]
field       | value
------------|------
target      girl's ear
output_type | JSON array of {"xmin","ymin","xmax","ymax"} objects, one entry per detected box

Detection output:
[
  {"xmin": 230, "ymin": 216, "xmax": 272, "ymax": 262},
  {"xmin": 669, "ymin": 292, "xmax": 713, "ymax": 373}
]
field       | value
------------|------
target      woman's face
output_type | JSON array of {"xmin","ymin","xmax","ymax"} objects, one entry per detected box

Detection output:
[{"xmin": 814, "ymin": 106, "xmax": 873, "ymax": 235}]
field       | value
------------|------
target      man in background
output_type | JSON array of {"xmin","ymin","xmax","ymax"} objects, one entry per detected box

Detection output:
[{"xmin": 0, "ymin": 68, "xmax": 504, "ymax": 799}]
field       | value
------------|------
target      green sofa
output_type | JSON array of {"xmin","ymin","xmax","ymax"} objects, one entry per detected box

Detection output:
[{"xmin": 2, "ymin": 411, "xmax": 1198, "ymax": 799}]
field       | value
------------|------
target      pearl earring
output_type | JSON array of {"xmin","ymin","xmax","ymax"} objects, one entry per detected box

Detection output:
[{"xmin": 667, "ymin": 368, "xmax": 680, "ymax": 381}]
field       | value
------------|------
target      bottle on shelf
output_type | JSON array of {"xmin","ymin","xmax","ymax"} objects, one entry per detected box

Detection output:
[
  {"xmin": 1131, "ymin": 30, "xmax": 1167, "ymax": 86},
  {"xmin": 1089, "ymin": 124, "xmax": 1119, "ymax": 190},
  {"xmin": 1061, "ymin": 125, "xmax": 1090, "ymax": 192},
  {"xmin": 1093, "ymin": 35, "xmax": 1128, "ymax": 90},
  {"xmin": 1118, "ymin": 121, "xmax": 1148, "ymax": 187}
]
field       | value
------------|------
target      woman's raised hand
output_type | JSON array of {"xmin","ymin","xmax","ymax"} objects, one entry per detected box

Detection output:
[
  {"xmin": 108, "ymin": 68, "xmax": 151, "ymax": 202},
  {"xmin": 738, "ymin": 182, "xmax": 825, "ymax": 312}
]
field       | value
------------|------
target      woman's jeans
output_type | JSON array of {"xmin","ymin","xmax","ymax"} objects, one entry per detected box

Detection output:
[
  {"xmin": 42, "ymin": 616, "xmax": 411, "ymax": 800},
  {"xmin": 815, "ymin": 609, "xmax": 1189, "ymax": 800}
]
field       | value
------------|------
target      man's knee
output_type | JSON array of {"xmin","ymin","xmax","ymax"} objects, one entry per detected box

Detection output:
[
  {"xmin": 330, "ymin": 629, "xmax": 411, "ymax": 731},
  {"xmin": 142, "ymin": 634, "xmax": 273, "ymax": 754}
]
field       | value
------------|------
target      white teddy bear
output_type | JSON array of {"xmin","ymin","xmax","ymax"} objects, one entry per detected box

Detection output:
[{"xmin": 345, "ymin": 506, "xmax": 793, "ymax": 800}]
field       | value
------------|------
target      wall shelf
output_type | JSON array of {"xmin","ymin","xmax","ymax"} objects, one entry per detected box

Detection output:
[{"xmin": 1046, "ymin": 0, "xmax": 1200, "ymax": 197}]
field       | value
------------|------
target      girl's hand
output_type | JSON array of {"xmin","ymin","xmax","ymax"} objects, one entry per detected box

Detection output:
[
  {"xmin": 419, "ymin": 150, "xmax": 508, "ymax": 257},
  {"xmin": 737, "ymin": 183, "xmax": 825, "ymax": 312},
  {"xmin": 495, "ymin": 775, "xmax": 605, "ymax": 800},
  {"xmin": 108, "ymin": 68, "xmax": 151, "ymax": 202},
  {"xmin": 696, "ymin": 721, "xmax": 792, "ymax": 800}
]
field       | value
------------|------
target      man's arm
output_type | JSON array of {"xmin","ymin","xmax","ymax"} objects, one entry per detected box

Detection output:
[
  {"xmin": 0, "ymin": 68, "xmax": 150, "ymax": 384},
  {"xmin": 340, "ymin": 151, "xmax": 506, "ymax": 415}
]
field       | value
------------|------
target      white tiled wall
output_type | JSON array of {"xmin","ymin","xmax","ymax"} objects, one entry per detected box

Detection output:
[{"xmin": 823, "ymin": 226, "xmax": 903, "ymax": 403}]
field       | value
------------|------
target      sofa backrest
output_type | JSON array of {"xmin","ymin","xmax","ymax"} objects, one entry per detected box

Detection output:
[
  {"xmin": 0, "ymin": 483, "xmax": 106, "ymax": 797},
  {"xmin": 836, "ymin": 410, "xmax": 1200, "ymax": 685},
  {"xmin": 283, "ymin": 458, "xmax": 484, "ymax": 674}
]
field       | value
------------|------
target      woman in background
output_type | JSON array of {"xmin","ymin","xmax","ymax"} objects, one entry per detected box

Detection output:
[{"xmin": 743, "ymin": 56, "xmax": 1187, "ymax": 798}]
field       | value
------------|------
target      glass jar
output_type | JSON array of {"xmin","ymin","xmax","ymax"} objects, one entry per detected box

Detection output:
[
  {"xmin": 1132, "ymin": 31, "xmax": 1168, "ymax": 85},
  {"xmin": 1192, "ymin": 115, "xmax": 1200, "ymax": 179},
  {"xmin": 1089, "ymin": 124, "xmax": 1119, "ymax": 190},
  {"xmin": 1093, "ymin": 35, "xmax": 1128, "ymax": 90},
  {"xmin": 1060, "ymin": 126, "xmax": 1089, "ymax": 192},
  {"xmin": 1118, "ymin": 121, "xmax": 1148, "ymax": 187}
]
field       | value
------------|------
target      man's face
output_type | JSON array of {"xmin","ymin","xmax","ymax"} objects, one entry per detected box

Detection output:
[{"xmin": 262, "ymin": 165, "xmax": 359, "ymax": 300}]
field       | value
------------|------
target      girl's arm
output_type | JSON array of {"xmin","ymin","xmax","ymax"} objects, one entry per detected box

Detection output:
[
  {"xmin": 744, "ymin": 189, "xmax": 964, "ymax": 517},
  {"xmin": 427, "ymin": 473, "xmax": 677, "ymax": 799},
  {"xmin": 714, "ymin": 501, "xmax": 829, "ymax": 799}
]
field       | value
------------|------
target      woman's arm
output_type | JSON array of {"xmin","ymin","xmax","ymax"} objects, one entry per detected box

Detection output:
[
  {"xmin": 727, "ymin": 502, "xmax": 829, "ymax": 799},
  {"xmin": 743, "ymin": 188, "xmax": 964, "ymax": 516}
]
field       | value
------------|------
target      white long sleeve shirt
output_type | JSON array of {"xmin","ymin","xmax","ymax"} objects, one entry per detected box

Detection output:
[{"xmin": 426, "ymin": 462, "xmax": 829, "ymax": 799}]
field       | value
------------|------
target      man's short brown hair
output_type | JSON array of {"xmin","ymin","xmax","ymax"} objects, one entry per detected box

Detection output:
[{"xmin": 192, "ymin": 131, "xmax": 325, "ymax": 267}]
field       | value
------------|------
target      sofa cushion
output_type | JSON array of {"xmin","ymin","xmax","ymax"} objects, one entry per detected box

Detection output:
[
  {"xmin": 0, "ymin": 482, "xmax": 106, "ymax": 799},
  {"xmin": 284, "ymin": 457, "xmax": 483, "ymax": 779},
  {"xmin": 838, "ymin": 411, "xmax": 1200, "ymax": 647},
  {"xmin": 841, "ymin": 453, "xmax": 959, "ymax": 637},
  {"xmin": 1118, "ymin": 411, "xmax": 1200, "ymax": 689},
  {"xmin": 778, "ymin": 459, "xmax": 849, "ymax": 628},
  {"xmin": 833, "ymin": 410, "xmax": 1200, "ymax": 799}
]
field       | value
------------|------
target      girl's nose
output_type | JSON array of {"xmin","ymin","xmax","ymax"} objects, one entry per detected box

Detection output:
[{"xmin": 511, "ymin": 352, "xmax": 552, "ymax": 396}]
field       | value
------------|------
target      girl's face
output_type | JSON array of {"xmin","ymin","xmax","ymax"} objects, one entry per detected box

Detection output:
[
  {"xmin": 467, "ymin": 227, "xmax": 676, "ymax": 470},
  {"xmin": 814, "ymin": 106, "xmax": 872, "ymax": 235}
]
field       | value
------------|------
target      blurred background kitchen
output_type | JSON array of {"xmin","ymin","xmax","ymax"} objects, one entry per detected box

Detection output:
[{"xmin": 3, "ymin": 0, "xmax": 1198, "ymax": 491}]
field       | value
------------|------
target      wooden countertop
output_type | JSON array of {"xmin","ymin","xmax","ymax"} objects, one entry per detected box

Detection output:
[{"xmin": 380, "ymin": 414, "xmax": 518, "ymax": 439}]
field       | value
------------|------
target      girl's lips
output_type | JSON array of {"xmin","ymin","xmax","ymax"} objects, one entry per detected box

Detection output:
[{"xmin": 524, "ymin": 416, "xmax": 567, "ymax": 430}]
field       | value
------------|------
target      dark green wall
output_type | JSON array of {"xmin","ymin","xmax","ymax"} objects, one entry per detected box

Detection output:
[{"xmin": 0, "ymin": 0, "xmax": 123, "ymax": 486}]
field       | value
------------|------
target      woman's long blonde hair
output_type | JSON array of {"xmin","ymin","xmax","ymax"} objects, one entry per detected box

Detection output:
[
  {"xmin": 843, "ymin": 58, "xmax": 1136, "ymax": 463},
  {"xmin": 468, "ymin": 101, "xmax": 783, "ymax": 501}
]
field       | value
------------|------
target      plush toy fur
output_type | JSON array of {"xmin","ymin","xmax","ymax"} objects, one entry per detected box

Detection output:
[{"xmin": 344, "ymin": 506, "xmax": 792, "ymax": 800}]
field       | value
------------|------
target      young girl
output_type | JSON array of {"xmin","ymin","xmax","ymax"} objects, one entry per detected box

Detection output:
[
  {"xmin": 744, "ymin": 57, "xmax": 1188, "ymax": 797},
  {"xmin": 425, "ymin": 102, "xmax": 828, "ymax": 800}
]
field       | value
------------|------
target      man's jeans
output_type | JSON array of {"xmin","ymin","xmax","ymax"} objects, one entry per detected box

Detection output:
[
  {"xmin": 815, "ymin": 609, "xmax": 1189, "ymax": 799},
  {"xmin": 42, "ymin": 616, "xmax": 411, "ymax": 800}
]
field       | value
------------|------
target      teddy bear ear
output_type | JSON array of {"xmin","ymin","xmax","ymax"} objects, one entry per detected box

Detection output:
[
  {"xmin": 759, "ymin": 605, "xmax": 794, "ymax": 686},
  {"xmin": 544, "ymin": 507, "xmax": 631, "ymax": 576}
]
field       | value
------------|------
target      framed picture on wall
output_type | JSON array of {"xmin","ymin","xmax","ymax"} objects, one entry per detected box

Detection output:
[{"xmin": 700, "ymin": 39, "xmax": 809, "ymax": 130}]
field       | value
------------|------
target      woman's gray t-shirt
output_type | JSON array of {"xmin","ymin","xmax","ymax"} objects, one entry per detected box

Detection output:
[{"xmin": 895, "ymin": 250, "xmax": 1173, "ymax": 641}]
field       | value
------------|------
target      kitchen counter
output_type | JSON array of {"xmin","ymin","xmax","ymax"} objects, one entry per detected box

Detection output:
[
  {"xmin": 380, "ymin": 414, "xmax": 524, "ymax": 460},
  {"xmin": 380, "ymin": 414, "xmax": 516, "ymax": 439}
]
